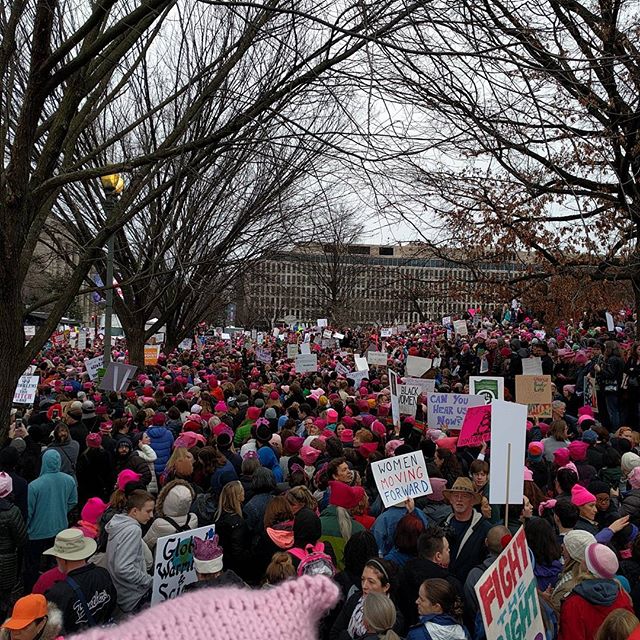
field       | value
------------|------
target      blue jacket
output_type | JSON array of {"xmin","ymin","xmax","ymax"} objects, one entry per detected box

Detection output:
[
  {"xmin": 406, "ymin": 614, "xmax": 470, "ymax": 640},
  {"xmin": 147, "ymin": 426, "xmax": 174, "ymax": 474},
  {"xmin": 371, "ymin": 506, "xmax": 431, "ymax": 556},
  {"xmin": 27, "ymin": 450, "xmax": 77, "ymax": 540}
]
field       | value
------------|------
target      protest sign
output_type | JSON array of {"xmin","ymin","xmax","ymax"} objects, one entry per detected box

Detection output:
[
  {"xmin": 84, "ymin": 355, "xmax": 104, "ymax": 381},
  {"xmin": 521, "ymin": 357, "xmax": 543, "ymax": 376},
  {"xmin": 367, "ymin": 351, "xmax": 387, "ymax": 366},
  {"xmin": 371, "ymin": 450, "xmax": 432, "ymax": 508},
  {"xmin": 300, "ymin": 342, "xmax": 311, "ymax": 355},
  {"xmin": 404, "ymin": 377, "xmax": 436, "ymax": 395},
  {"xmin": 333, "ymin": 332, "xmax": 345, "ymax": 340},
  {"xmin": 606, "ymin": 311, "xmax": 615, "ymax": 332},
  {"xmin": 354, "ymin": 356, "xmax": 369, "ymax": 372},
  {"xmin": 317, "ymin": 318, "xmax": 328, "ymax": 327},
  {"xmin": 295, "ymin": 353, "xmax": 318, "ymax": 373},
  {"xmin": 220, "ymin": 333, "xmax": 231, "ymax": 340},
  {"xmin": 426, "ymin": 393, "xmax": 485, "ymax": 430},
  {"xmin": 13, "ymin": 375, "xmax": 39, "ymax": 404},
  {"xmin": 24, "ymin": 325, "xmax": 36, "ymax": 340},
  {"xmin": 380, "ymin": 328, "xmax": 392, "ymax": 338},
  {"xmin": 151, "ymin": 524, "xmax": 216, "ymax": 604},
  {"xmin": 533, "ymin": 330, "xmax": 546, "ymax": 340},
  {"xmin": 255, "ymin": 347, "xmax": 272, "ymax": 364},
  {"xmin": 515, "ymin": 375, "xmax": 552, "ymax": 418},
  {"xmin": 272, "ymin": 328, "xmax": 280, "ymax": 337},
  {"xmin": 458, "ymin": 405, "xmax": 492, "ymax": 448},
  {"xmin": 335, "ymin": 361, "xmax": 350, "ymax": 376},
  {"xmin": 144, "ymin": 345, "xmax": 161, "ymax": 366},
  {"xmin": 322, "ymin": 329, "xmax": 332, "ymax": 339},
  {"xmin": 389, "ymin": 369, "xmax": 400, "ymax": 428},
  {"xmin": 489, "ymin": 400, "xmax": 527, "ymax": 505},
  {"xmin": 584, "ymin": 375, "xmax": 598, "ymax": 413},
  {"xmin": 396, "ymin": 324, "xmax": 407, "ymax": 333},
  {"xmin": 398, "ymin": 384, "xmax": 419, "ymax": 417},
  {"xmin": 178, "ymin": 338, "xmax": 193, "ymax": 350},
  {"xmin": 469, "ymin": 376, "xmax": 504, "ymax": 404},
  {"xmin": 475, "ymin": 527, "xmax": 545, "ymax": 640},
  {"xmin": 77, "ymin": 329, "xmax": 87, "ymax": 350},
  {"xmin": 405, "ymin": 355, "xmax": 432, "ymax": 377},
  {"xmin": 100, "ymin": 363, "xmax": 137, "ymax": 392},
  {"xmin": 287, "ymin": 344, "xmax": 299, "ymax": 358},
  {"xmin": 442, "ymin": 316, "xmax": 452, "ymax": 327},
  {"xmin": 347, "ymin": 370, "xmax": 369, "ymax": 387},
  {"xmin": 453, "ymin": 319, "xmax": 468, "ymax": 336}
]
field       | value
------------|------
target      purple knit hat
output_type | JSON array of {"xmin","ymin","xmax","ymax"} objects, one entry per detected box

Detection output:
[{"xmin": 193, "ymin": 535, "xmax": 224, "ymax": 574}]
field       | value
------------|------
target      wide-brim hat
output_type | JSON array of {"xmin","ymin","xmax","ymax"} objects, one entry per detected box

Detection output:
[
  {"xmin": 43, "ymin": 528, "xmax": 97, "ymax": 561},
  {"xmin": 442, "ymin": 477, "xmax": 482, "ymax": 506}
]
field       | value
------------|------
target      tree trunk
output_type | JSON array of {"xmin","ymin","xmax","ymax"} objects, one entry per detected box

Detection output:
[
  {"xmin": 126, "ymin": 325, "xmax": 146, "ymax": 369},
  {"xmin": 634, "ymin": 275, "xmax": 640, "ymax": 338}
]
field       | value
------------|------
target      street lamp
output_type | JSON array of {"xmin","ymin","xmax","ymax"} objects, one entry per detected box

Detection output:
[{"xmin": 100, "ymin": 174, "xmax": 124, "ymax": 367}]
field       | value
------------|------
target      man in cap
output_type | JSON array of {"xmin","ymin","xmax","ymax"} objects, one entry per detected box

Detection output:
[
  {"xmin": 44, "ymin": 528, "xmax": 116, "ymax": 633},
  {"xmin": 442, "ymin": 477, "xmax": 492, "ymax": 583}
]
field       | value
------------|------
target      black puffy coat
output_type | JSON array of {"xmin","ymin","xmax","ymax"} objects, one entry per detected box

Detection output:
[{"xmin": 0, "ymin": 497, "xmax": 28, "ymax": 591}]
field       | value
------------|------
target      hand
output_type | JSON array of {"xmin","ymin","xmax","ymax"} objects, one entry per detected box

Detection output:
[
  {"xmin": 480, "ymin": 497, "xmax": 492, "ymax": 519},
  {"xmin": 611, "ymin": 487, "xmax": 620, "ymax": 497},
  {"xmin": 14, "ymin": 425, "xmax": 27, "ymax": 439},
  {"xmin": 480, "ymin": 442, "xmax": 488, "ymax": 454},
  {"xmin": 404, "ymin": 497, "xmax": 415, "ymax": 513},
  {"xmin": 608, "ymin": 515, "xmax": 630, "ymax": 533}
]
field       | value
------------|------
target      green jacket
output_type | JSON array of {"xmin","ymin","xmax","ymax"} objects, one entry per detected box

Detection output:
[{"xmin": 319, "ymin": 505, "xmax": 365, "ymax": 570}]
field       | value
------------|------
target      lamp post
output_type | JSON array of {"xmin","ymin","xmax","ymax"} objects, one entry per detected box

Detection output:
[{"xmin": 99, "ymin": 174, "xmax": 124, "ymax": 367}]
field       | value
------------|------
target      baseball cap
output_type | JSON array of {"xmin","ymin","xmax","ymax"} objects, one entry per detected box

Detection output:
[{"xmin": 2, "ymin": 595, "xmax": 48, "ymax": 630}]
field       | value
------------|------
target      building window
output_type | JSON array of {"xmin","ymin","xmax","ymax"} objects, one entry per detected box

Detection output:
[{"xmin": 379, "ymin": 247, "xmax": 394, "ymax": 256}]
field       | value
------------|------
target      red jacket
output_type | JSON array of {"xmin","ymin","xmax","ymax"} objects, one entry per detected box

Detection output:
[{"xmin": 559, "ymin": 579, "xmax": 633, "ymax": 640}]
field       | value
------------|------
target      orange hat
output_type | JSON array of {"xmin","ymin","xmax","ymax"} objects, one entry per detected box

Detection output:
[{"xmin": 2, "ymin": 594, "xmax": 48, "ymax": 630}]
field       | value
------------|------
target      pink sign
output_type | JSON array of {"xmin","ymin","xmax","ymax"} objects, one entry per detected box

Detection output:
[{"xmin": 458, "ymin": 404, "xmax": 492, "ymax": 448}]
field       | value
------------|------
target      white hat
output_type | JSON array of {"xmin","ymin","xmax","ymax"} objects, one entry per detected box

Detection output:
[{"xmin": 43, "ymin": 528, "xmax": 97, "ymax": 561}]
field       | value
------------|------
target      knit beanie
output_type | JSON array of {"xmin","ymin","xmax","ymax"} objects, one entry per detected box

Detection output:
[
  {"xmin": 86, "ymin": 433, "xmax": 102, "ymax": 449},
  {"xmin": 622, "ymin": 452, "xmax": 640, "ymax": 475},
  {"xmin": 568, "ymin": 440, "xmax": 589, "ymax": 462},
  {"xmin": 70, "ymin": 575, "xmax": 339, "ymax": 640},
  {"xmin": 571, "ymin": 484, "xmax": 596, "ymax": 507},
  {"xmin": 117, "ymin": 469, "xmax": 142, "ymax": 492},
  {"xmin": 563, "ymin": 530, "xmax": 596, "ymax": 562},
  {"xmin": 0, "ymin": 471, "xmax": 12, "ymax": 498},
  {"xmin": 585, "ymin": 542, "xmax": 619, "ymax": 580},
  {"xmin": 81, "ymin": 497, "xmax": 109, "ymax": 525},
  {"xmin": 527, "ymin": 441, "xmax": 543, "ymax": 460},
  {"xmin": 427, "ymin": 477, "xmax": 447, "ymax": 503},
  {"xmin": 553, "ymin": 448, "xmax": 570, "ymax": 467},
  {"xmin": 328, "ymin": 481, "xmax": 365, "ymax": 510},
  {"xmin": 193, "ymin": 535, "xmax": 223, "ymax": 574},
  {"xmin": 587, "ymin": 480, "xmax": 610, "ymax": 497}
]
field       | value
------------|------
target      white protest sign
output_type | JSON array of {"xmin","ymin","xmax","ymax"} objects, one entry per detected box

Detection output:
[
  {"xmin": 389, "ymin": 369, "xmax": 401, "ymax": 428},
  {"xmin": 77, "ymin": 329, "xmax": 87, "ymax": 350},
  {"xmin": 367, "ymin": 351, "xmax": 387, "ymax": 366},
  {"xmin": 453, "ymin": 319, "xmax": 468, "ymax": 335},
  {"xmin": 153, "ymin": 333, "xmax": 165, "ymax": 344},
  {"xmin": 333, "ymin": 332, "xmax": 345, "ymax": 340},
  {"xmin": 469, "ymin": 376, "xmax": 505, "ymax": 404},
  {"xmin": 151, "ymin": 524, "xmax": 216, "ymax": 604},
  {"xmin": 287, "ymin": 344, "xmax": 299, "ymax": 358},
  {"xmin": 426, "ymin": 393, "xmax": 485, "ymax": 430},
  {"xmin": 317, "ymin": 318, "xmax": 328, "ymax": 328},
  {"xmin": 84, "ymin": 355, "xmax": 104, "ymax": 381},
  {"xmin": 475, "ymin": 527, "xmax": 545, "ymax": 640},
  {"xmin": 99, "ymin": 363, "xmax": 137, "ymax": 392},
  {"xmin": 335, "ymin": 361, "xmax": 351, "ymax": 376},
  {"xmin": 396, "ymin": 324, "xmax": 407, "ymax": 333},
  {"xmin": 272, "ymin": 327, "xmax": 280, "ymax": 337},
  {"xmin": 398, "ymin": 384, "xmax": 419, "ymax": 417},
  {"xmin": 606, "ymin": 312, "xmax": 614, "ymax": 332},
  {"xmin": 179, "ymin": 338, "xmax": 193, "ymax": 350},
  {"xmin": 255, "ymin": 347, "xmax": 272, "ymax": 364},
  {"xmin": 380, "ymin": 328, "xmax": 392, "ymax": 338},
  {"xmin": 13, "ymin": 375, "xmax": 39, "ymax": 404},
  {"xmin": 295, "ymin": 353, "xmax": 318, "ymax": 373},
  {"xmin": 24, "ymin": 325, "xmax": 36, "ymax": 339},
  {"xmin": 489, "ymin": 400, "xmax": 527, "ymax": 505},
  {"xmin": 322, "ymin": 329, "xmax": 333, "ymax": 339},
  {"xmin": 405, "ymin": 355, "xmax": 432, "ymax": 377},
  {"xmin": 23, "ymin": 365, "xmax": 36, "ymax": 376},
  {"xmin": 300, "ymin": 342, "xmax": 311, "ymax": 355},
  {"xmin": 521, "ymin": 357, "xmax": 543, "ymax": 376},
  {"xmin": 404, "ymin": 377, "xmax": 436, "ymax": 395},
  {"xmin": 256, "ymin": 333, "xmax": 264, "ymax": 345},
  {"xmin": 442, "ymin": 316, "xmax": 452, "ymax": 327},
  {"xmin": 371, "ymin": 450, "xmax": 432, "ymax": 508},
  {"xmin": 347, "ymin": 370, "xmax": 369, "ymax": 388},
  {"xmin": 354, "ymin": 356, "xmax": 369, "ymax": 372}
]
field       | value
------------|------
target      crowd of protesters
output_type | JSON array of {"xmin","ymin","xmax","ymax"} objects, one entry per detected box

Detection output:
[{"xmin": 2, "ymin": 305, "xmax": 640, "ymax": 640}]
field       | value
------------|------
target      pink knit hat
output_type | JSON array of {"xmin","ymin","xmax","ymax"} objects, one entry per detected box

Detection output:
[
  {"xmin": 0, "ymin": 471, "xmax": 12, "ymax": 498},
  {"xmin": 568, "ymin": 440, "xmax": 589, "ymax": 462},
  {"xmin": 585, "ymin": 542, "xmax": 619, "ymax": 579},
  {"xmin": 553, "ymin": 448, "xmax": 570, "ymax": 466},
  {"xmin": 523, "ymin": 467, "xmax": 533, "ymax": 482},
  {"xmin": 81, "ymin": 497, "xmax": 109, "ymax": 524},
  {"xmin": 426, "ymin": 477, "xmax": 447, "ymax": 502},
  {"xmin": 193, "ymin": 535, "xmax": 223, "ymax": 574},
  {"xmin": 571, "ymin": 484, "xmax": 596, "ymax": 507},
  {"xmin": 300, "ymin": 446, "xmax": 321, "ymax": 466},
  {"xmin": 117, "ymin": 469, "xmax": 142, "ymax": 491}
]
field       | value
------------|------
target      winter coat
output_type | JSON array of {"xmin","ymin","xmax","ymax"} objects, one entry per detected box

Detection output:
[
  {"xmin": 319, "ymin": 504, "xmax": 365, "ymax": 570},
  {"xmin": 28, "ymin": 449, "xmax": 77, "ymax": 540},
  {"xmin": 47, "ymin": 438, "xmax": 80, "ymax": 480},
  {"xmin": 68, "ymin": 421, "xmax": 89, "ymax": 454},
  {"xmin": 135, "ymin": 445, "xmax": 158, "ymax": 495},
  {"xmin": 371, "ymin": 506, "xmax": 431, "ymax": 556},
  {"xmin": 214, "ymin": 510, "xmax": 251, "ymax": 579},
  {"xmin": 190, "ymin": 491, "xmax": 218, "ymax": 527},
  {"xmin": 76, "ymin": 446, "xmax": 114, "ymax": 503},
  {"xmin": 444, "ymin": 511, "xmax": 492, "ymax": 583},
  {"xmin": 143, "ymin": 479, "xmax": 198, "ymax": 551},
  {"xmin": 422, "ymin": 502, "xmax": 452, "ymax": 525},
  {"xmin": 243, "ymin": 491, "xmax": 273, "ymax": 535},
  {"xmin": 535, "ymin": 560, "xmax": 563, "ymax": 591},
  {"xmin": 114, "ymin": 451, "xmax": 152, "ymax": 488},
  {"xmin": 406, "ymin": 614, "xmax": 470, "ymax": 640},
  {"xmin": 0, "ymin": 497, "xmax": 27, "ymax": 591},
  {"xmin": 621, "ymin": 488, "xmax": 640, "ymax": 524},
  {"xmin": 210, "ymin": 460, "xmax": 239, "ymax": 500},
  {"xmin": 105, "ymin": 513, "xmax": 153, "ymax": 613},
  {"xmin": 559, "ymin": 579, "xmax": 633, "ymax": 640},
  {"xmin": 330, "ymin": 592, "xmax": 405, "ymax": 640},
  {"xmin": 464, "ymin": 554, "xmax": 498, "ymax": 616},
  {"xmin": 147, "ymin": 427, "xmax": 174, "ymax": 474}
]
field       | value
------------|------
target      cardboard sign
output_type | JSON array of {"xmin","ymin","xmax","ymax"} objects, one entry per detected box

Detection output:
[
  {"xmin": 287, "ymin": 344, "xmax": 299, "ymax": 358},
  {"xmin": 404, "ymin": 377, "xmax": 436, "ymax": 395},
  {"xmin": 426, "ymin": 393, "xmax": 485, "ymax": 430},
  {"xmin": 367, "ymin": 351, "xmax": 387, "ymax": 366},
  {"xmin": 405, "ymin": 355, "xmax": 432, "ymax": 377},
  {"xmin": 521, "ymin": 357, "xmax": 543, "ymax": 376},
  {"xmin": 178, "ymin": 338, "xmax": 193, "ymax": 350},
  {"xmin": 151, "ymin": 525, "xmax": 216, "ymax": 604},
  {"xmin": 317, "ymin": 318, "xmax": 328, "ymax": 328},
  {"xmin": 255, "ymin": 347, "xmax": 272, "ymax": 364},
  {"xmin": 458, "ymin": 404, "xmax": 492, "ymax": 448},
  {"xmin": 469, "ymin": 376, "xmax": 504, "ymax": 404},
  {"xmin": 354, "ymin": 356, "xmax": 369, "ymax": 372},
  {"xmin": 13, "ymin": 375, "xmax": 39, "ymax": 404},
  {"xmin": 84, "ymin": 355, "xmax": 104, "ymax": 381},
  {"xmin": 295, "ymin": 353, "xmax": 318, "ymax": 373},
  {"xmin": 398, "ymin": 384, "xmax": 419, "ymax": 417},
  {"xmin": 453, "ymin": 319, "xmax": 468, "ymax": 336},
  {"xmin": 347, "ymin": 370, "xmax": 369, "ymax": 388},
  {"xmin": 144, "ymin": 345, "xmax": 161, "ymax": 366},
  {"xmin": 515, "ymin": 375, "xmax": 552, "ymax": 418},
  {"xmin": 475, "ymin": 527, "xmax": 545, "ymax": 640},
  {"xmin": 489, "ymin": 400, "xmax": 527, "ymax": 505},
  {"xmin": 300, "ymin": 342, "xmax": 311, "ymax": 355},
  {"xmin": 99, "ymin": 363, "xmax": 137, "ymax": 392},
  {"xmin": 371, "ymin": 450, "xmax": 432, "ymax": 507}
]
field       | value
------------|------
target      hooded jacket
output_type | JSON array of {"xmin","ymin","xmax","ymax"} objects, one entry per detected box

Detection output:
[
  {"xmin": 0, "ymin": 496, "xmax": 27, "ymax": 591},
  {"xmin": 105, "ymin": 513, "xmax": 153, "ymax": 612},
  {"xmin": 559, "ymin": 579, "xmax": 633, "ymax": 640},
  {"xmin": 143, "ymin": 479, "xmax": 197, "ymax": 550},
  {"xmin": 147, "ymin": 426, "xmax": 174, "ymax": 474},
  {"xmin": 406, "ymin": 614, "xmax": 470, "ymax": 640},
  {"xmin": 27, "ymin": 449, "xmax": 77, "ymax": 540}
]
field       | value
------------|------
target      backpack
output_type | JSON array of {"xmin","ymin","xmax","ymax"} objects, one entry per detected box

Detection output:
[{"xmin": 289, "ymin": 542, "xmax": 335, "ymax": 577}]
